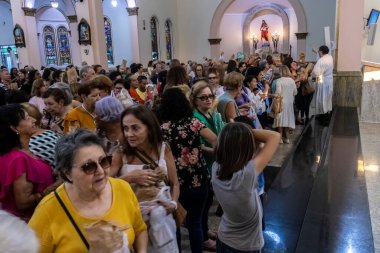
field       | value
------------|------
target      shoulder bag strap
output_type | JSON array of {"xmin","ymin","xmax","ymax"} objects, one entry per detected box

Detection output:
[
  {"xmin": 54, "ymin": 191, "xmax": 90, "ymax": 249},
  {"xmin": 135, "ymin": 148, "xmax": 159, "ymax": 168}
]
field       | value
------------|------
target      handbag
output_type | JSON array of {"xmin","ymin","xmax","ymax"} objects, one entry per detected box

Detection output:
[
  {"xmin": 135, "ymin": 148, "xmax": 187, "ymax": 227},
  {"xmin": 271, "ymin": 95, "xmax": 283, "ymax": 114},
  {"xmin": 302, "ymin": 80, "xmax": 315, "ymax": 95}
]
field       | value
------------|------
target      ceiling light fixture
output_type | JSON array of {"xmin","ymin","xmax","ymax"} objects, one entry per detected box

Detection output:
[
  {"xmin": 51, "ymin": 0, "xmax": 59, "ymax": 8},
  {"xmin": 111, "ymin": 0, "xmax": 118, "ymax": 7}
]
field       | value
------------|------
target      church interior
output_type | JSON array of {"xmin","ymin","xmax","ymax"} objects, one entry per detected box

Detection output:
[{"xmin": 1, "ymin": 0, "xmax": 380, "ymax": 252}]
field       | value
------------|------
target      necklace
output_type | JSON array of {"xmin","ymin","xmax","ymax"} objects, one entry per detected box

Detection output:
[{"xmin": 81, "ymin": 104, "xmax": 96, "ymax": 118}]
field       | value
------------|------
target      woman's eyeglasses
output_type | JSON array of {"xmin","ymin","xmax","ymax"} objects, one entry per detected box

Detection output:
[
  {"xmin": 79, "ymin": 156, "xmax": 112, "ymax": 174},
  {"xmin": 196, "ymin": 94, "xmax": 215, "ymax": 101}
]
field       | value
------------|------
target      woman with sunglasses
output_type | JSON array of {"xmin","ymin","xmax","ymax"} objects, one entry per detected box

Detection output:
[
  {"xmin": 29, "ymin": 129, "xmax": 148, "ymax": 253},
  {"xmin": 0, "ymin": 104, "xmax": 54, "ymax": 221},
  {"xmin": 190, "ymin": 81, "xmax": 225, "ymax": 251},
  {"xmin": 158, "ymin": 87, "xmax": 217, "ymax": 253},
  {"xmin": 110, "ymin": 104, "xmax": 180, "ymax": 252}
]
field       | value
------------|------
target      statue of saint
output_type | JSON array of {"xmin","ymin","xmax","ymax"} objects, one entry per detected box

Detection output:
[{"xmin": 260, "ymin": 20, "xmax": 269, "ymax": 42}]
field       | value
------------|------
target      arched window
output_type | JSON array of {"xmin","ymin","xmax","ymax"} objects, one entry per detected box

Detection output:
[
  {"xmin": 150, "ymin": 17, "xmax": 159, "ymax": 60},
  {"xmin": 43, "ymin": 26, "xmax": 57, "ymax": 65},
  {"xmin": 164, "ymin": 19, "xmax": 173, "ymax": 60},
  {"xmin": 104, "ymin": 17, "xmax": 114, "ymax": 64},
  {"xmin": 57, "ymin": 26, "xmax": 71, "ymax": 65}
]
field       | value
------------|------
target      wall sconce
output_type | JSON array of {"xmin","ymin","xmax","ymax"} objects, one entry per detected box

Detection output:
[
  {"xmin": 84, "ymin": 49, "xmax": 89, "ymax": 55},
  {"xmin": 271, "ymin": 31, "xmax": 280, "ymax": 53},
  {"xmin": 251, "ymin": 33, "xmax": 259, "ymax": 51},
  {"xmin": 143, "ymin": 20, "xmax": 146, "ymax": 30}
]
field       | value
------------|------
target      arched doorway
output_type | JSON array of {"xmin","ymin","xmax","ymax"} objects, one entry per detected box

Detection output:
[{"xmin": 210, "ymin": 0, "xmax": 307, "ymax": 59}]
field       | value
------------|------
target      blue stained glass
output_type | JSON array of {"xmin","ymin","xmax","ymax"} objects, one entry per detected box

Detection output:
[
  {"xmin": 43, "ymin": 26, "xmax": 57, "ymax": 65},
  {"xmin": 151, "ymin": 17, "xmax": 159, "ymax": 60},
  {"xmin": 165, "ymin": 20, "xmax": 172, "ymax": 60},
  {"xmin": 104, "ymin": 17, "xmax": 113, "ymax": 64},
  {"xmin": 57, "ymin": 26, "xmax": 72, "ymax": 65}
]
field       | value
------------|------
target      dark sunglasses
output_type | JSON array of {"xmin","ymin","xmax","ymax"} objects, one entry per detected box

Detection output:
[
  {"xmin": 196, "ymin": 94, "xmax": 215, "ymax": 101},
  {"xmin": 79, "ymin": 156, "xmax": 112, "ymax": 174}
]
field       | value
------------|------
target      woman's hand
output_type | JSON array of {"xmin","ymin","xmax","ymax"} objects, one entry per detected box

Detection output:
[
  {"xmin": 157, "ymin": 200, "xmax": 176, "ymax": 215},
  {"xmin": 129, "ymin": 169, "xmax": 159, "ymax": 186}
]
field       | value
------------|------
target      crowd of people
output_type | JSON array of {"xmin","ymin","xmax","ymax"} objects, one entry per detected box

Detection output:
[{"xmin": 0, "ymin": 45, "xmax": 333, "ymax": 253}]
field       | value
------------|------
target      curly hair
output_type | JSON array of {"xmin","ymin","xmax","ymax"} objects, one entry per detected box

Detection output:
[{"xmin": 157, "ymin": 87, "xmax": 193, "ymax": 122}]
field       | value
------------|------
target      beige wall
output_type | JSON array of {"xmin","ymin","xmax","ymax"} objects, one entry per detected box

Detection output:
[{"xmin": 336, "ymin": 0, "xmax": 364, "ymax": 71}]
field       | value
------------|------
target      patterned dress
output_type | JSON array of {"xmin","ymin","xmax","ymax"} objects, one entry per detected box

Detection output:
[{"xmin": 161, "ymin": 117, "xmax": 209, "ymax": 190}]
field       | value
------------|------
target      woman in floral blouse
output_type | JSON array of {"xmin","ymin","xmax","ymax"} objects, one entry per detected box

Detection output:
[{"xmin": 158, "ymin": 87, "xmax": 217, "ymax": 253}]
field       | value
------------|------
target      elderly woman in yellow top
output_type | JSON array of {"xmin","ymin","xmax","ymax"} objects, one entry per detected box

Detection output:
[
  {"xmin": 29, "ymin": 129, "xmax": 148, "ymax": 253},
  {"xmin": 63, "ymin": 82, "xmax": 102, "ymax": 133}
]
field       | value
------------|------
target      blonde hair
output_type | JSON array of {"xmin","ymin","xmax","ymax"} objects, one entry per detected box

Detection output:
[
  {"xmin": 189, "ymin": 80, "xmax": 214, "ymax": 108},
  {"xmin": 21, "ymin": 103, "xmax": 42, "ymax": 126},
  {"xmin": 31, "ymin": 78, "xmax": 45, "ymax": 97},
  {"xmin": 280, "ymin": 65, "xmax": 292, "ymax": 78},
  {"xmin": 66, "ymin": 67, "xmax": 78, "ymax": 84},
  {"xmin": 223, "ymin": 71, "xmax": 244, "ymax": 91}
]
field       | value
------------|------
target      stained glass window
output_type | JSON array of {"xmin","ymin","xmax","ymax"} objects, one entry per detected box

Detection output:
[
  {"xmin": 43, "ymin": 26, "xmax": 57, "ymax": 65},
  {"xmin": 104, "ymin": 17, "xmax": 114, "ymax": 64},
  {"xmin": 165, "ymin": 19, "xmax": 173, "ymax": 60},
  {"xmin": 150, "ymin": 17, "xmax": 159, "ymax": 60},
  {"xmin": 57, "ymin": 26, "xmax": 71, "ymax": 65}
]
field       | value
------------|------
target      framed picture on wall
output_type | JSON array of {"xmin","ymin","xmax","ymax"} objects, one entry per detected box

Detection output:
[
  {"xmin": 78, "ymin": 18, "xmax": 91, "ymax": 45},
  {"xmin": 13, "ymin": 24, "xmax": 26, "ymax": 48}
]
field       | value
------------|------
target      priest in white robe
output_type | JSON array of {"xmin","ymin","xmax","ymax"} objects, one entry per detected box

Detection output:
[{"xmin": 309, "ymin": 45, "xmax": 334, "ymax": 117}]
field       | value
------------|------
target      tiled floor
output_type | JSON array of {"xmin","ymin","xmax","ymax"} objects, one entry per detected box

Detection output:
[{"xmin": 360, "ymin": 122, "xmax": 380, "ymax": 253}]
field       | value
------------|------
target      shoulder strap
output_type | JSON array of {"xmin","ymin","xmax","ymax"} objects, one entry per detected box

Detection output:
[
  {"xmin": 135, "ymin": 149, "xmax": 159, "ymax": 168},
  {"xmin": 54, "ymin": 191, "xmax": 90, "ymax": 250}
]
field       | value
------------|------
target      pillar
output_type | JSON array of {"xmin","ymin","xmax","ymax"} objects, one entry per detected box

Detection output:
[
  {"xmin": 75, "ymin": 0, "xmax": 108, "ymax": 69},
  {"xmin": 333, "ymin": 0, "xmax": 364, "ymax": 108},
  {"xmin": 127, "ymin": 7, "xmax": 140, "ymax": 63},
  {"xmin": 209, "ymin": 38, "xmax": 222, "ymax": 60},
  {"xmin": 295, "ymin": 32, "xmax": 308, "ymax": 60},
  {"xmin": 9, "ymin": 1, "xmax": 41, "ymax": 69},
  {"xmin": 67, "ymin": 15, "xmax": 81, "ymax": 67}
]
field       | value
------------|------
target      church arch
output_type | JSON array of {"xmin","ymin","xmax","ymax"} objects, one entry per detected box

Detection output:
[
  {"xmin": 210, "ymin": 0, "xmax": 307, "ymax": 58},
  {"xmin": 242, "ymin": 5, "xmax": 289, "ymax": 55}
]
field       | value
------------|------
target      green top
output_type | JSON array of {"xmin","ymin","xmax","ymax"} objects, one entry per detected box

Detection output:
[{"xmin": 193, "ymin": 110, "xmax": 225, "ymax": 171}]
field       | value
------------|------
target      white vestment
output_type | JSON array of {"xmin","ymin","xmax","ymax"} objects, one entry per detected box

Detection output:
[{"xmin": 309, "ymin": 54, "xmax": 334, "ymax": 116}]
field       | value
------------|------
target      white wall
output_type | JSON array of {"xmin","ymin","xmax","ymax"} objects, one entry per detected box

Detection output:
[
  {"xmin": 0, "ymin": 1, "xmax": 14, "ymax": 46},
  {"xmin": 176, "ymin": 0, "xmax": 221, "ymax": 62},
  {"xmin": 219, "ymin": 14, "xmax": 245, "ymax": 59},
  {"xmin": 362, "ymin": 0, "xmax": 380, "ymax": 63},
  {"xmin": 36, "ymin": 8, "xmax": 69, "ymax": 67},
  {"xmin": 299, "ymin": 0, "xmax": 336, "ymax": 61},
  {"xmin": 136, "ymin": 0, "xmax": 178, "ymax": 65},
  {"xmin": 103, "ymin": 0, "xmax": 134, "ymax": 66}
]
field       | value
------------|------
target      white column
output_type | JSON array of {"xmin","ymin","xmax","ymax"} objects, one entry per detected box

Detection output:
[
  {"xmin": 67, "ymin": 15, "xmax": 81, "ymax": 67},
  {"xmin": 127, "ymin": 7, "xmax": 140, "ymax": 63},
  {"xmin": 75, "ymin": 0, "xmax": 108, "ymax": 69},
  {"xmin": 9, "ymin": 1, "xmax": 41, "ymax": 69}
]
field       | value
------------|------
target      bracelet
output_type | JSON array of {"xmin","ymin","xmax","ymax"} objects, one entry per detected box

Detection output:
[{"xmin": 170, "ymin": 200, "xmax": 178, "ymax": 210}]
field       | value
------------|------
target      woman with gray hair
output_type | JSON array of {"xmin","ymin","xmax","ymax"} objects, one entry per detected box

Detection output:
[
  {"xmin": 29, "ymin": 129, "xmax": 148, "ymax": 252},
  {"xmin": 95, "ymin": 96, "xmax": 124, "ymax": 156},
  {"xmin": 0, "ymin": 210, "xmax": 39, "ymax": 253}
]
